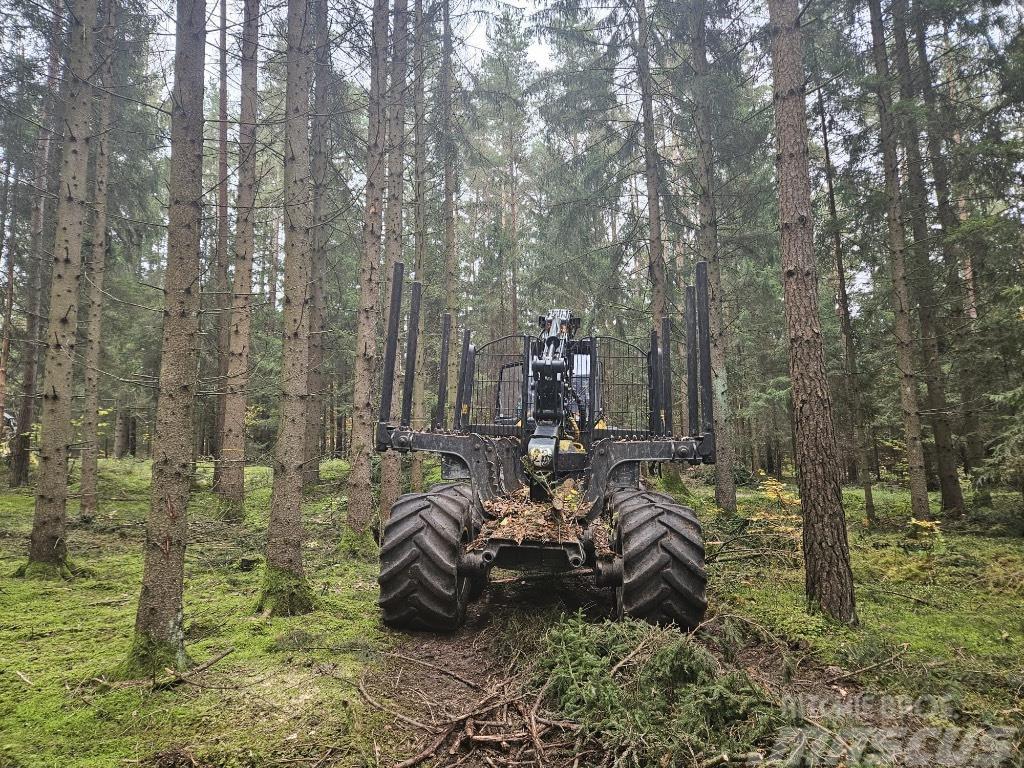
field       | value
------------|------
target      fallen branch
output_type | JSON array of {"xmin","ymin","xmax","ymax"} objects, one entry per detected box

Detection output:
[
  {"xmin": 153, "ymin": 647, "xmax": 234, "ymax": 692},
  {"xmin": 610, "ymin": 637, "xmax": 650, "ymax": 677},
  {"xmin": 824, "ymin": 645, "xmax": 908, "ymax": 684},
  {"xmin": 380, "ymin": 651, "xmax": 482, "ymax": 690},
  {"xmin": 358, "ymin": 678, "xmax": 437, "ymax": 733},
  {"xmin": 701, "ymin": 753, "xmax": 764, "ymax": 767},
  {"xmin": 528, "ymin": 675, "xmax": 554, "ymax": 764},
  {"xmin": 394, "ymin": 723, "xmax": 458, "ymax": 768}
]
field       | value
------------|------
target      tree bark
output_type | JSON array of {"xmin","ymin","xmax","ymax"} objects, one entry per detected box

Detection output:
[
  {"xmin": 633, "ymin": 0, "xmax": 667, "ymax": 330},
  {"xmin": 211, "ymin": 0, "xmax": 231, "ymax": 486},
  {"xmin": 866, "ymin": 0, "xmax": 931, "ymax": 520},
  {"xmin": 690, "ymin": 0, "xmax": 736, "ymax": 513},
  {"xmin": 11, "ymin": 0, "xmax": 63, "ymax": 489},
  {"xmin": 267, "ymin": 210, "xmax": 279, "ymax": 333},
  {"xmin": 816, "ymin": 90, "xmax": 875, "ymax": 525},
  {"xmin": 80, "ymin": 3, "xmax": 118, "ymax": 524},
  {"xmin": 409, "ymin": 0, "xmax": 427, "ymax": 492},
  {"xmin": 0, "ymin": 159, "xmax": 14, "ymax": 429},
  {"xmin": 303, "ymin": 0, "xmax": 329, "ymax": 488},
  {"xmin": 0, "ymin": 160, "xmax": 11, "ymax": 270},
  {"xmin": 0, "ymin": 226, "xmax": 15, "ymax": 432},
  {"xmin": 128, "ymin": 0, "xmax": 206, "ymax": 673},
  {"xmin": 440, "ymin": 0, "xmax": 459, "ymax": 430},
  {"xmin": 379, "ymin": 0, "xmax": 410, "ymax": 518},
  {"xmin": 260, "ymin": 0, "xmax": 315, "ymax": 616},
  {"xmin": 216, "ymin": 0, "xmax": 261, "ymax": 510},
  {"xmin": 768, "ymin": 0, "xmax": 857, "ymax": 624},
  {"xmin": 345, "ymin": 0, "xmax": 390, "ymax": 533},
  {"xmin": 891, "ymin": 0, "xmax": 963, "ymax": 515},
  {"xmin": 25, "ymin": 0, "xmax": 99, "ymax": 574}
]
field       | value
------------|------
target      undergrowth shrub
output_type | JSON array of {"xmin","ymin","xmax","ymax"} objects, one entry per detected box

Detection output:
[{"xmin": 538, "ymin": 614, "xmax": 786, "ymax": 765}]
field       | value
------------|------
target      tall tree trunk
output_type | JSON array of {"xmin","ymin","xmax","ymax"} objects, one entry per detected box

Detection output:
[
  {"xmin": 816, "ymin": 91, "xmax": 876, "ymax": 525},
  {"xmin": 345, "ymin": 0, "xmax": 389, "ymax": 534},
  {"xmin": 303, "ymin": 0, "xmax": 329, "ymax": 488},
  {"xmin": 259, "ymin": 0, "xmax": 315, "ymax": 616},
  {"xmin": 0, "ymin": 229, "xmax": 15, "ymax": 430},
  {"xmin": 866, "ymin": 0, "xmax": 931, "ymax": 520},
  {"xmin": 690, "ymin": 0, "xmax": 736, "ymax": 513},
  {"xmin": 912, "ymin": 7, "xmax": 983, "ymax": 474},
  {"xmin": 128, "ymin": 0, "xmax": 206, "ymax": 673},
  {"xmin": 11, "ymin": 0, "xmax": 63, "ymax": 488},
  {"xmin": 24, "ymin": 0, "xmax": 99, "ymax": 576},
  {"xmin": 216, "ymin": 0, "xmax": 261, "ymax": 510},
  {"xmin": 80, "ymin": 4, "xmax": 118, "ymax": 524},
  {"xmin": 891, "ymin": 0, "xmax": 963, "ymax": 515},
  {"xmin": 633, "ymin": 0, "xmax": 667, "ymax": 330},
  {"xmin": 211, "ymin": 0, "xmax": 231, "ymax": 487},
  {"xmin": 768, "ymin": 0, "xmax": 857, "ymax": 624},
  {"xmin": 440, "ymin": 0, "xmax": 459, "ymax": 430},
  {"xmin": 379, "ymin": 0, "xmax": 409, "ymax": 518},
  {"xmin": 0, "ymin": 160, "xmax": 11, "ymax": 268},
  {"xmin": 409, "ymin": 0, "xmax": 426, "ymax": 492},
  {"xmin": 672, "ymin": 239, "xmax": 688, "ymax": 432},
  {"xmin": 0, "ymin": 159, "xmax": 13, "ymax": 429},
  {"xmin": 507, "ymin": 147, "xmax": 519, "ymax": 329},
  {"xmin": 267, "ymin": 210, "xmax": 279, "ymax": 332}
]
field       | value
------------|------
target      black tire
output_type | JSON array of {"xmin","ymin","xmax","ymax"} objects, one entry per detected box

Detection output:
[
  {"xmin": 610, "ymin": 488, "xmax": 707, "ymax": 629},
  {"xmin": 429, "ymin": 482, "xmax": 487, "ymax": 600},
  {"xmin": 378, "ymin": 490, "xmax": 473, "ymax": 631}
]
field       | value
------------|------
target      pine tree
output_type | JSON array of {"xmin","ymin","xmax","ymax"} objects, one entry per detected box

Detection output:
[
  {"xmin": 10, "ymin": 0, "xmax": 63, "ymax": 489},
  {"xmin": 303, "ymin": 0, "xmax": 329, "ymax": 488},
  {"xmin": 211, "ymin": 0, "xmax": 231, "ymax": 488},
  {"xmin": 768, "ymin": 0, "xmax": 857, "ymax": 623},
  {"xmin": 80, "ymin": 0, "xmax": 118, "ymax": 524},
  {"xmin": 891, "ymin": 0, "xmax": 963, "ymax": 514},
  {"xmin": 216, "ymin": 0, "xmax": 261, "ymax": 510},
  {"xmin": 866, "ymin": 0, "xmax": 931, "ymax": 520},
  {"xmin": 379, "ymin": 0, "xmax": 410, "ymax": 518},
  {"xmin": 258, "ymin": 0, "xmax": 315, "ymax": 615},
  {"xmin": 688, "ymin": 0, "xmax": 737, "ymax": 514},
  {"xmin": 128, "ymin": 0, "xmax": 207, "ymax": 673},
  {"xmin": 24, "ymin": 0, "xmax": 100, "ymax": 576},
  {"xmin": 345, "ymin": 0, "xmax": 389, "ymax": 534}
]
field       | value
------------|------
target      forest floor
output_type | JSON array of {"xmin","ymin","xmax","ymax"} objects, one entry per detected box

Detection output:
[{"xmin": 0, "ymin": 460, "xmax": 1022, "ymax": 768}]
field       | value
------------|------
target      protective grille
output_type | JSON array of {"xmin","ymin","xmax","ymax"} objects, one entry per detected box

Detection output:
[
  {"xmin": 465, "ymin": 335, "xmax": 528, "ymax": 437},
  {"xmin": 591, "ymin": 336, "xmax": 651, "ymax": 438}
]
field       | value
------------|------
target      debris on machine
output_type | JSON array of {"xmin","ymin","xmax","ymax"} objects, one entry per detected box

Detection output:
[{"xmin": 473, "ymin": 479, "xmax": 588, "ymax": 546}]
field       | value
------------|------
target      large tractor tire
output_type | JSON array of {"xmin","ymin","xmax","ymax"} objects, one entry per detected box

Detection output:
[
  {"xmin": 378, "ymin": 489, "xmax": 474, "ymax": 631},
  {"xmin": 610, "ymin": 488, "xmax": 707, "ymax": 630},
  {"xmin": 428, "ymin": 483, "xmax": 487, "ymax": 600}
]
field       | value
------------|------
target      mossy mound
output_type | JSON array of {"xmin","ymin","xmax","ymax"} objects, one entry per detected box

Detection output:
[
  {"xmin": 118, "ymin": 633, "xmax": 191, "ymax": 680},
  {"xmin": 14, "ymin": 557, "xmax": 91, "ymax": 580},
  {"xmin": 255, "ymin": 565, "xmax": 315, "ymax": 617}
]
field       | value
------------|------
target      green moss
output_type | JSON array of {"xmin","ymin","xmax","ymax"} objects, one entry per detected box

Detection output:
[
  {"xmin": 0, "ymin": 458, "xmax": 381, "ymax": 767},
  {"xmin": 118, "ymin": 633, "xmax": 190, "ymax": 679},
  {"xmin": 682, "ymin": 481, "xmax": 1024, "ymax": 723},
  {"xmin": 255, "ymin": 565, "xmax": 315, "ymax": 617},
  {"xmin": 15, "ymin": 559, "xmax": 72, "ymax": 580},
  {"xmin": 337, "ymin": 525, "xmax": 377, "ymax": 561}
]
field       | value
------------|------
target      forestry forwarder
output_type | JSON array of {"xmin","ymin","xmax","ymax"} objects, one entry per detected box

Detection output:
[{"xmin": 375, "ymin": 262, "xmax": 717, "ymax": 631}]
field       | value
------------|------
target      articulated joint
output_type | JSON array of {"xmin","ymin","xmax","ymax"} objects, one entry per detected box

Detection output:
[{"xmin": 376, "ymin": 422, "xmax": 414, "ymax": 452}]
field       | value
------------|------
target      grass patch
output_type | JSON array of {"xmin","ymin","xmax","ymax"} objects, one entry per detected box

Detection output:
[
  {"xmin": 0, "ymin": 459, "xmax": 383, "ymax": 767},
  {"xmin": 684, "ymin": 478, "xmax": 1024, "ymax": 728}
]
